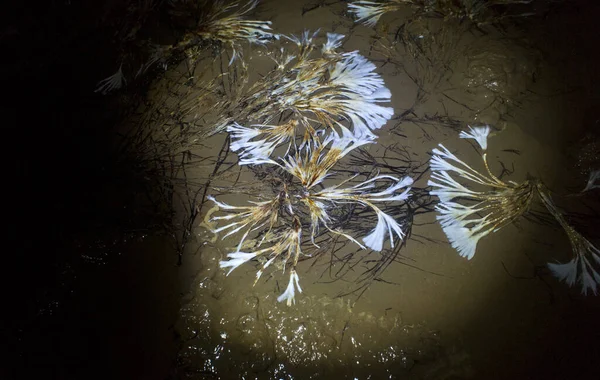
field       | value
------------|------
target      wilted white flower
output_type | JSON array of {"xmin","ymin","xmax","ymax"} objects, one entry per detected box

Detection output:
[
  {"xmin": 312, "ymin": 175, "xmax": 413, "ymax": 250},
  {"xmin": 277, "ymin": 270, "xmax": 302, "ymax": 306},
  {"xmin": 220, "ymin": 251, "xmax": 259, "ymax": 275},
  {"xmin": 538, "ymin": 187, "xmax": 600, "ymax": 295},
  {"xmin": 210, "ymin": 30, "xmax": 404, "ymax": 305},
  {"xmin": 312, "ymin": 89, "xmax": 394, "ymax": 139},
  {"xmin": 330, "ymin": 52, "xmax": 385, "ymax": 96},
  {"xmin": 547, "ymin": 258, "xmax": 579, "ymax": 287},
  {"xmin": 441, "ymin": 223, "xmax": 490, "ymax": 260},
  {"xmin": 362, "ymin": 210, "xmax": 404, "ymax": 251},
  {"xmin": 207, "ymin": 194, "xmax": 280, "ymax": 251},
  {"xmin": 459, "ymin": 125, "xmax": 491, "ymax": 150},
  {"xmin": 280, "ymin": 126, "xmax": 374, "ymax": 188},
  {"xmin": 322, "ymin": 32, "xmax": 345, "ymax": 55},
  {"xmin": 228, "ymin": 120, "xmax": 298, "ymax": 164},
  {"xmin": 429, "ymin": 137, "xmax": 536, "ymax": 260},
  {"xmin": 348, "ymin": 1, "xmax": 402, "ymax": 27}
]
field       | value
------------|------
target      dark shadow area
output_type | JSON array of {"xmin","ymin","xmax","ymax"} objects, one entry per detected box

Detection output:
[{"xmin": 3, "ymin": 2, "xmax": 179, "ymax": 379}]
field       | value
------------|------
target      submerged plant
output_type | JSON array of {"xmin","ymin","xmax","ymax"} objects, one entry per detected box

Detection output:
[
  {"xmin": 348, "ymin": 0, "xmax": 409, "ymax": 27},
  {"xmin": 174, "ymin": 0, "xmax": 278, "ymax": 65},
  {"xmin": 208, "ymin": 32, "xmax": 414, "ymax": 305},
  {"xmin": 95, "ymin": 0, "xmax": 277, "ymax": 93},
  {"xmin": 429, "ymin": 126, "xmax": 600, "ymax": 295},
  {"xmin": 348, "ymin": 0, "xmax": 536, "ymax": 27}
]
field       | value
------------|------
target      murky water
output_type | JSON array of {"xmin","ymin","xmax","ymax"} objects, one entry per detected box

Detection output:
[
  {"xmin": 164, "ymin": 1, "xmax": 600, "ymax": 379},
  {"xmin": 10, "ymin": 1, "xmax": 600, "ymax": 379}
]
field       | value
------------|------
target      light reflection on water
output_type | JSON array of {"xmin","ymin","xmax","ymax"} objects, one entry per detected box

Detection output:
[{"xmin": 175, "ymin": 248, "xmax": 472, "ymax": 379}]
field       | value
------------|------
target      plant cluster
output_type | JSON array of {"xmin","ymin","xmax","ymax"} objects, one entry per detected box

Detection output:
[
  {"xmin": 429, "ymin": 126, "xmax": 600, "ymax": 295},
  {"xmin": 208, "ymin": 32, "xmax": 415, "ymax": 305}
]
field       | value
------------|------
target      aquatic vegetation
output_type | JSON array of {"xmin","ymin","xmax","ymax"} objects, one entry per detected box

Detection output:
[
  {"xmin": 212, "ymin": 30, "xmax": 394, "ymax": 138},
  {"xmin": 208, "ymin": 32, "xmax": 414, "ymax": 305},
  {"xmin": 348, "ymin": 0, "xmax": 536, "ymax": 27},
  {"xmin": 348, "ymin": 0, "xmax": 408, "ymax": 27},
  {"xmin": 174, "ymin": 0, "xmax": 278, "ymax": 65},
  {"xmin": 95, "ymin": 0, "xmax": 277, "ymax": 93},
  {"xmin": 537, "ymin": 186, "xmax": 600, "ymax": 296},
  {"xmin": 429, "ymin": 126, "xmax": 536, "ymax": 259},
  {"xmin": 429, "ymin": 126, "xmax": 600, "ymax": 295}
]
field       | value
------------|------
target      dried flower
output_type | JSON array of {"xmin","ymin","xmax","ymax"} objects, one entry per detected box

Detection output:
[
  {"xmin": 459, "ymin": 125, "xmax": 491, "ymax": 150},
  {"xmin": 348, "ymin": 1, "xmax": 406, "ymax": 27},
  {"xmin": 208, "ymin": 194, "xmax": 280, "ymax": 251},
  {"xmin": 430, "ymin": 129, "xmax": 600, "ymax": 296},
  {"xmin": 277, "ymin": 270, "xmax": 302, "ymax": 305},
  {"xmin": 210, "ymin": 31, "xmax": 406, "ymax": 305},
  {"xmin": 429, "ymin": 139, "xmax": 535, "ymax": 259},
  {"xmin": 537, "ymin": 185, "xmax": 600, "ymax": 295},
  {"xmin": 321, "ymin": 32, "xmax": 345, "ymax": 55}
]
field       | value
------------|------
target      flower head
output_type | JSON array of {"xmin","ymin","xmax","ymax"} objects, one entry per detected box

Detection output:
[
  {"xmin": 277, "ymin": 270, "xmax": 302, "ymax": 306},
  {"xmin": 220, "ymin": 252, "xmax": 259, "ymax": 275},
  {"xmin": 322, "ymin": 33, "xmax": 345, "ymax": 55},
  {"xmin": 459, "ymin": 125, "xmax": 491, "ymax": 150},
  {"xmin": 428, "ymin": 137, "xmax": 535, "ymax": 260},
  {"xmin": 348, "ymin": 1, "xmax": 403, "ymax": 27}
]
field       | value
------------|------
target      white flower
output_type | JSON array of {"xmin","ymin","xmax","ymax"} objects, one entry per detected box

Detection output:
[
  {"xmin": 582, "ymin": 169, "xmax": 600, "ymax": 192},
  {"xmin": 362, "ymin": 210, "xmax": 404, "ymax": 251},
  {"xmin": 281, "ymin": 126, "xmax": 374, "ymax": 188},
  {"xmin": 207, "ymin": 195, "xmax": 280, "ymax": 250},
  {"xmin": 548, "ymin": 255, "xmax": 600, "ymax": 296},
  {"xmin": 459, "ymin": 125, "xmax": 491, "ymax": 150},
  {"xmin": 430, "ymin": 144, "xmax": 492, "ymax": 186},
  {"xmin": 440, "ymin": 223, "xmax": 489, "ymax": 260},
  {"xmin": 319, "ymin": 175, "xmax": 412, "ymax": 202},
  {"xmin": 322, "ymin": 33, "xmax": 345, "ymax": 55},
  {"xmin": 277, "ymin": 270, "xmax": 302, "ymax": 306},
  {"xmin": 283, "ymin": 29, "xmax": 320, "ymax": 47},
  {"xmin": 95, "ymin": 64, "xmax": 126, "ymax": 94},
  {"xmin": 328, "ymin": 125, "xmax": 375, "ymax": 157},
  {"xmin": 428, "ymin": 170, "xmax": 479, "ymax": 202},
  {"xmin": 434, "ymin": 201, "xmax": 479, "ymax": 228},
  {"xmin": 348, "ymin": 1, "xmax": 390, "ymax": 27},
  {"xmin": 330, "ymin": 52, "xmax": 385, "ymax": 96},
  {"xmin": 219, "ymin": 252, "xmax": 258, "ymax": 275},
  {"xmin": 228, "ymin": 122, "xmax": 262, "ymax": 151},
  {"xmin": 319, "ymin": 90, "xmax": 394, "ymax": 138},
  {"xmin": 228, "ymin": 121, "xmax": 298, "ymax": 164},
  {"xmin": 547, "ymin": 258, "xmax": 579, "ymax": 286}
]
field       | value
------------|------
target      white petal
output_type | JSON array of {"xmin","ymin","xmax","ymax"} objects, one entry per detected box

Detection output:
[
  {"xmin": 441, "ymin": 224, "xmax": 481, "ymax": 260},
  {"xmin": 363, "ymin": 211, "xmax": 404, "ymax": 251},
  {"xmin": 348, "ymin": 1, "xmax": 388, "ymax": 27},
  {"xmin": 219, "ymin": 251, "xmax": 258, "ymax": 275},
  {"xmin": 547, "ymin": 258, "xmax": 578, "ymax": 287},
  {"xmin": 581, "ymin": 270, "xmax": 598, "ymax": 296},
  {"xmin": 459, "ymin": 125, "xmax": 491, "ymax": 150},
  {"xmin": 322, "ymin": 33, "xmax": 345, "ymax": 54},
  {"xmin": 277, "ymin": 270, "xmax": 301, "ymax": 306},
  {"xmin": 330, "ymin": 53, "xmax": 384, "ymax": 96}
]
